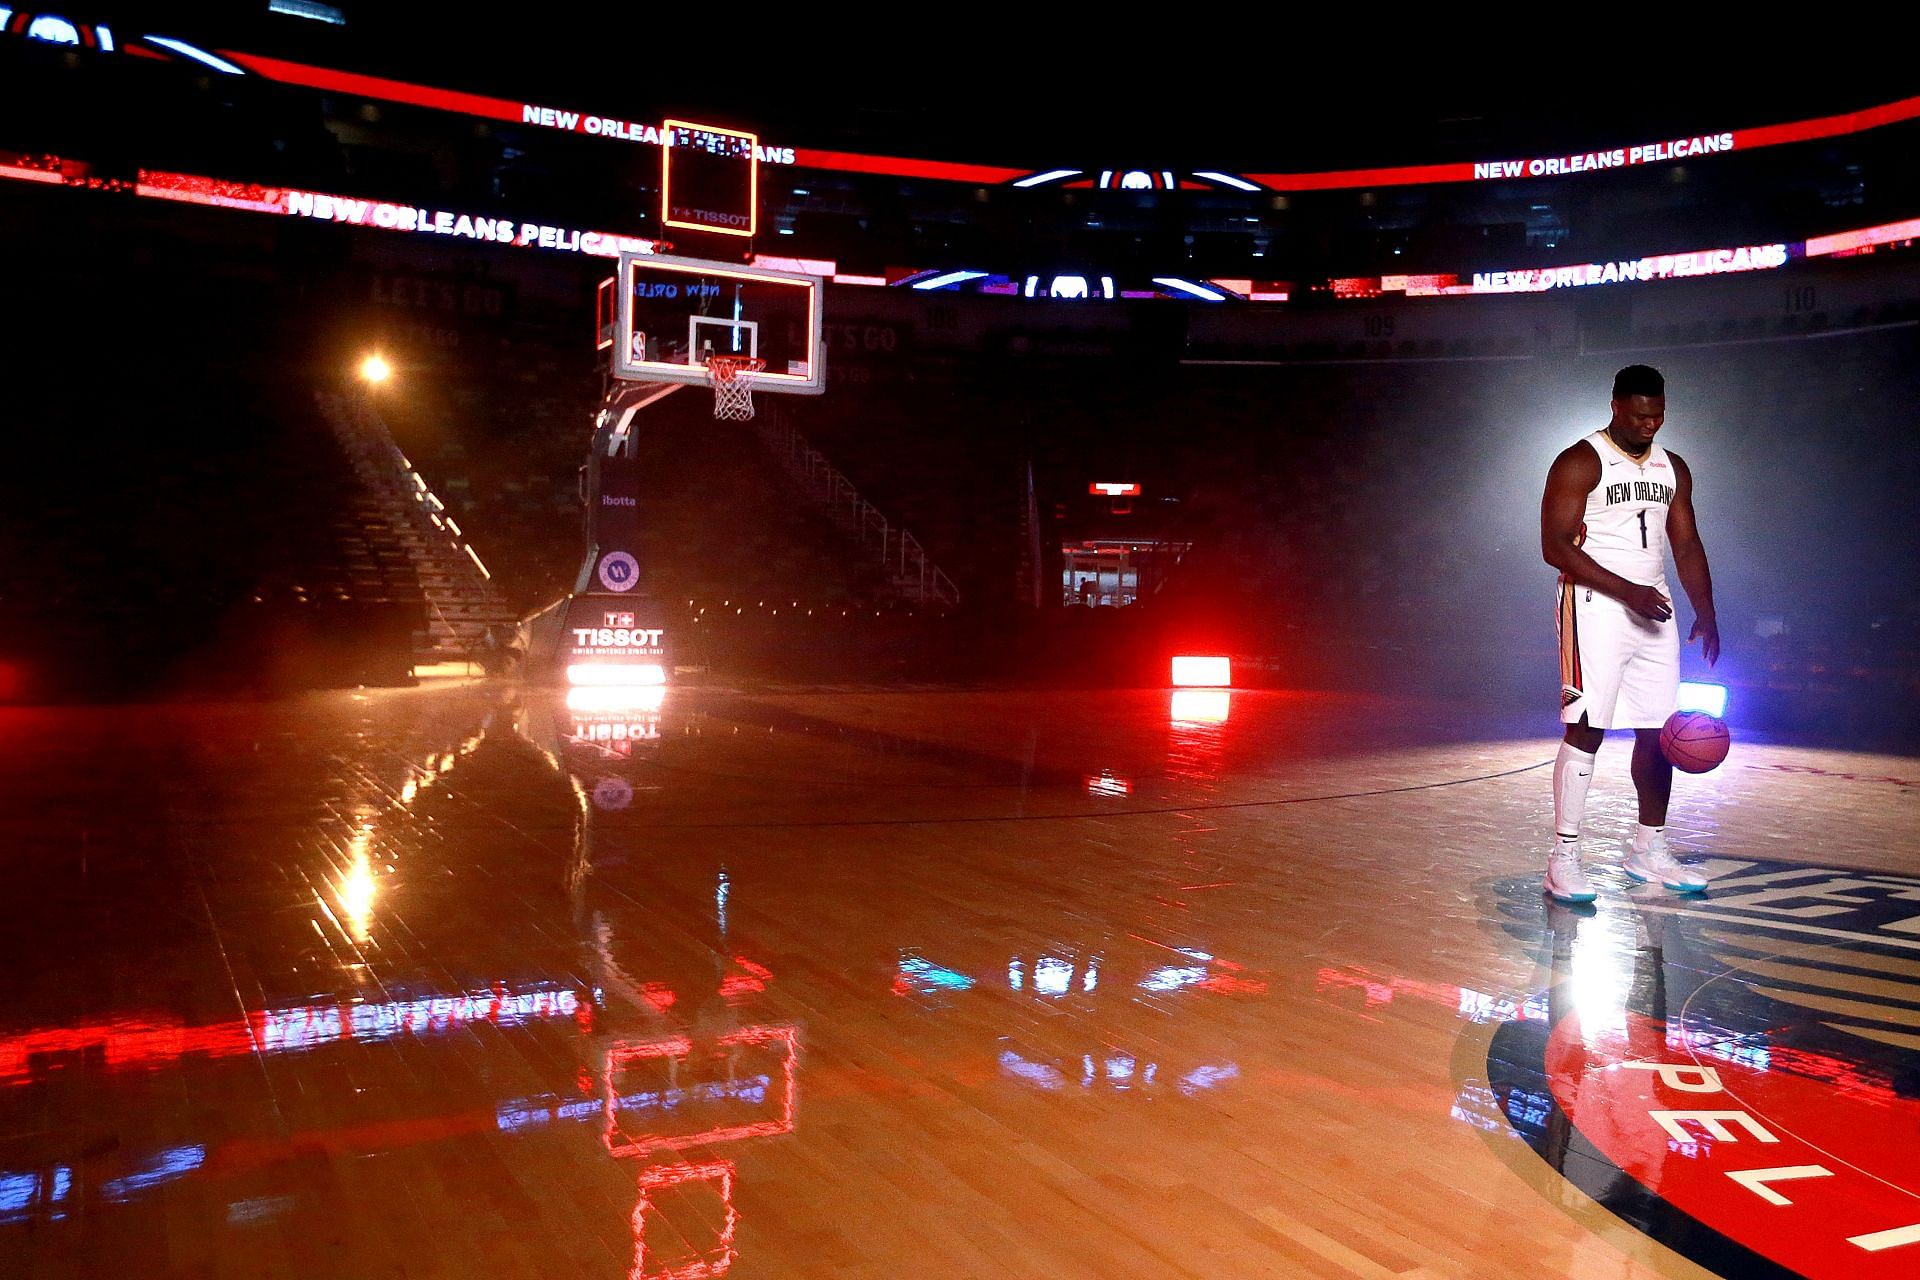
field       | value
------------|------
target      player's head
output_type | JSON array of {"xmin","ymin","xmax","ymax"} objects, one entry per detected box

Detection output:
[{"xmin": 1609, "ymin": 364, "xmax": 1665, "ymax": 447}]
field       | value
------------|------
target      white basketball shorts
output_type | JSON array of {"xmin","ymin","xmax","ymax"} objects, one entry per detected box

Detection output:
[{"xmin": 1556, "ymin": 580, "xmax": 1679, "ymax": 730}]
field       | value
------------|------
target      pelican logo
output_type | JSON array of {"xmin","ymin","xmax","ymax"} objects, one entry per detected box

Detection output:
[
  {"xmin": 1473, "ymin": 858, "xmax": 1920, "ymax": 1276},
  {"xmin": 591, "ymin": 777, "xmax": 632, "ymax": 811}
]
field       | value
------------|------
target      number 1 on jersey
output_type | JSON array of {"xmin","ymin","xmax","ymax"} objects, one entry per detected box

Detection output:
[{"xmin": 1638, "ymin": 509, "xmax": 1648, "ymax": 548}]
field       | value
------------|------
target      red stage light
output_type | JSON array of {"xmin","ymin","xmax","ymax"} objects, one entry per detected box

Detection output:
[{"xmin": 1171, "ymin": 656, "xmax": 1231, "ymax": 688}]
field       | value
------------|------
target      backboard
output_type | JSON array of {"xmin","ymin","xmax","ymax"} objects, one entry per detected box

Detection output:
[{"xmin": 611, "ymin": 251, "xmax": 824, "ymax": 395}]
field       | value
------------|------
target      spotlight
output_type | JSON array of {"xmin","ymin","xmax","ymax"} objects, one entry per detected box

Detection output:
[
  {"xmin": 358, "ymin": 353, "xmax": 392, "ymax": 384},
  {"xmin": 1676, "ymin": 681, "xmax": 1728, "ymax": 717}
]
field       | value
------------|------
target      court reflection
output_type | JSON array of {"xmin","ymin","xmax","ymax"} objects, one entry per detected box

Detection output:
[
  {"xmin": 532, "ymin": 686, "xmax": 799, "ymax": 1280},
  {"xmin": 1166, "ymin": 689, "xmax": 1231, "ymax": 787},
  {"xmin": 0, "ymin": 693, "xmax": 593, "ymax": 1245},
  {"xmin": 886, "ymin": 930, "xmax": 1258, "ymax": 1105}
]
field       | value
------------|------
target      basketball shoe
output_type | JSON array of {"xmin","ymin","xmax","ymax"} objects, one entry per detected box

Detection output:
[
  {"xmin": 1622, "ymin": 829, "xmax": 1709, "ymax": 893},
  {"xmin": 1544, "ymin": 841, "xmax": 1597, "ymax": 904}
]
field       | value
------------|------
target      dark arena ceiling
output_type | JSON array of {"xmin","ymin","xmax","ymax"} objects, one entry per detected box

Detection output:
[{"xmin": 85, "ymin": 3, "xmax": 1920, "ymax": 173}]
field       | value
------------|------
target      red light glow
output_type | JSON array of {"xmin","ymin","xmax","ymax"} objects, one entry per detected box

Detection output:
[
  {"xmin": 1171, "ymin": 656, "xmax": 1231, "ymax": 688},
  {"xmin": 1170, "ymin": 690, "xmax": 1231, "ymax": 726},
  {"xmin": 630, "ymin": 1159, "xmax": 739, "ymax": 1280},
  {"xmin": 603, "ymin": 1025, "xmax": 798, "ymax": 1158}
]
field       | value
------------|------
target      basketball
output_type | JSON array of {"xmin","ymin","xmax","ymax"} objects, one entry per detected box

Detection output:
[{"xmin": 1660, "ymin": 711, "xmax": 1731, "ymax": 773}]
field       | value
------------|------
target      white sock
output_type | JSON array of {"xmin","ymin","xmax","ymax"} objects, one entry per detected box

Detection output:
[
  {"xmin": 1553, "ymin": 742, "xmax": 1596, "ymax": 841},
  {"xmin": 1634, "ymin": 823, "xmax": 1665, "ymax": 852}
]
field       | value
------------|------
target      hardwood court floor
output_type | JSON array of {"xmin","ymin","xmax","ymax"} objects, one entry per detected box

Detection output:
[{"xmin": 0, "ymin": 684, "xmax": 1913, "ymax": 1279}]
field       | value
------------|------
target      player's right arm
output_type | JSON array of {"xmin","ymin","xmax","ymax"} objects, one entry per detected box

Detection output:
[{"xmin": 1540, "ymin": 443, "xmax": 1673, "ymax": 622}]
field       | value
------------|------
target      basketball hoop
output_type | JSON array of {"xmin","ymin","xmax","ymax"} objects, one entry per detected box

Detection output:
[{"xmin": 705, "ymin": 354, "xmax": 766, "ymax": 420}]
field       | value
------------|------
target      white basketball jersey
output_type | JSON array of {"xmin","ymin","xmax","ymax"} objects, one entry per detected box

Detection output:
[{"xmin": 1577, "ymin": 430, "xmax": 1674, "ymax": 587}]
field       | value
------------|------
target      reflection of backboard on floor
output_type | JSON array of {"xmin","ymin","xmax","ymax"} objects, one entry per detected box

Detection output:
[
  {"xmin": 601, "ymin": 252, "xmax": 823, "ymax": 397},
  {"xmin": 631, "ymin": 1158, "xmax": 738, "ymax": 1280},
  {"xmin": 602, "ymin": 1024, "xmax": 798, "ymax": 1158}
]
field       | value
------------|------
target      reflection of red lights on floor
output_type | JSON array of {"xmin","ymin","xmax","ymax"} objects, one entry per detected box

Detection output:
[
  {"xmin": 1314, "ymin": 964, "xmax": 1472, "ymax": 1014},
  {"xmin": 1196, "ymin": 973, "xmax": 1268, "ymax": 995},
  {"xmin": 630, "ymin": 1159, "xmax": 738, "ymax": 1280},
  {"xmin": 0, "ymin": 1016, "xmax": 253, "ymax": 1082},
  {"xmin": 1169, "ymin": 689, "xmax": 1231, "ymax": 725},
  {"xmin": 0, "ymin": 985, "xmax": 584, "ymax": 1085},
  {"xmin": 603, "ymin": 1025, "xmax": 799, "ymax": 1158},
  {"xmin": 717, "ymin": 957, "xmax": 772, "ymax": 1003}
]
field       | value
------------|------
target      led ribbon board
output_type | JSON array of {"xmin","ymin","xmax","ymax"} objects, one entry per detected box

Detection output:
[{"xmin": 662, "ymin": 120, "xmax": 757, "ymax": 238}]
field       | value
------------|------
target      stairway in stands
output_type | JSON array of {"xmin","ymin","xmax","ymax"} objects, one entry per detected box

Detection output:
[
  {"xmin": 751, "ymin": 403, "xmax": 961, "ymax": 607},
  {"xmin": 315, "ymin": 391, "xmax": 518, "ymax": 664}
]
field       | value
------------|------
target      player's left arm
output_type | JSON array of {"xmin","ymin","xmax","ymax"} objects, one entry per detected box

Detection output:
[{"xmin": 1665, "ymin": 451, "xmax": 1720, "ymax": 666}]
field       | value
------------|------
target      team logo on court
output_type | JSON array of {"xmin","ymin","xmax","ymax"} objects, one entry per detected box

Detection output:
[
  {"xmin": 591, "ymin": 777, "xmax": 633, "ymax": 811},
  {"xmin": 1469, "ymin": 859, "xmax": 1920, "ymax": 1278},
  {"xmin": 597, "ymin": 551, "xmax": 639, "ymax": 592}
]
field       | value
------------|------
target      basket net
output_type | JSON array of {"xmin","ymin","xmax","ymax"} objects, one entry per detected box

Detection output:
[{"xmin": 705, "ymin": 354, "xmax": 767, "ymax": 420}]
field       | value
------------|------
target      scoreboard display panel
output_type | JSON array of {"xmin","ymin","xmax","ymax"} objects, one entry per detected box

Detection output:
[{"xmin": 661, "ymin": 120, "xmax": 757, "ymax": 238}]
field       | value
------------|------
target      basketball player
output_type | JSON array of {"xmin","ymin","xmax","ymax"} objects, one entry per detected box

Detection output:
[{"xmin": 1539, "ymin": 365, "xmax": 1720, "ymax": 903}]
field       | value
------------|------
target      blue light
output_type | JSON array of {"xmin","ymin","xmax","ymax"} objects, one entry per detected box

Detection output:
[
  {"xmin": 0, "ymin": 1172, "xmax": 36, "ymax": 1214},
  {"xmin": 1033, "ymin": 955, "xmax": 1074, "ymax": 995},
  {"xmin": 95, "ymin": 24, "xmax": 112, "ymax": 50},
  {"xmin": 1195, "ymin": 171, "xmax": 1261, "ymax": 192},
  {"xmin": 911, "ymin": 270, "xmax": 987, "ymax": 291},
  {"xmin": 998, "ymin": 1050, "xmax": 1066, "ymax": 1089},
  {"xmin": 102, "ymin": 1145, "xmax": 205, "ymax": 1201},
  {"xmin": 897, "ymin": 953, "xmax": 974, "ymax": 993},
  {"xmin": 142, "ymin": 36, "xmax": 245, "ymax": 74},
  {"xmin": 496, "ymin": 1077, "xmax": 771, "ymax": 1134},
  {"xmin": 269, "ymin": 0, "xmax": 346, "ymax": 21},
  {"xmin": 1676, "ymin": 681, "xmax": 1728, "ymax": 717},
  {"xmin": 1139, "ymin": 964, "xmax": 1208, "ymax": 992},
  {"xmin": 27, "ymin": 16, "xmax": 80, "ymax": 43},
  {"xmin": 1152, "ymin": 277, "xmax": 1227, "ymax": 301},
  {"xmin": 1178, "ymin": 1063, "xmax": 1239, "ymax": 1095}
]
